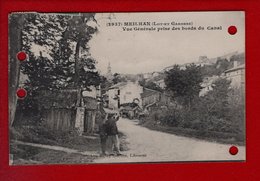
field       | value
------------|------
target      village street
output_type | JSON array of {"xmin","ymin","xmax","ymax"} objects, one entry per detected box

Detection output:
[{"xmin": 95, "ymin": 118, "xmax": 246, "ymax": 163}]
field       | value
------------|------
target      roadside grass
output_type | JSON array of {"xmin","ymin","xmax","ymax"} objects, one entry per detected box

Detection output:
[
  {"xmin": 140, "ymin": 122, "xmax": 245, "ymax": 146},
  {"xmin": 10, "ymin": 125, "xmax": 100, "ymax": 151},
  {"xmin": 10, "ymin": 118, "xmax": 101, "ymax": 164},
  {"xmin": 10, "ymin": 143, "xmax": 97, "ymax": 165},
  {"xmin": 9, "ymin": 122, "xmax": 129, "ymax": 164}
]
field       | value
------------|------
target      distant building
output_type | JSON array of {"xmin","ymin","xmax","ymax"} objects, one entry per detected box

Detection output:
[
  {"xmin": 217, "ymin": 51, "xmax": 238, "ymax": 62},
  {"xmin": 143, "ymin": 73, "xmax": 153, "ymax": 79},
  {"xmin": 143, "ymin": 72, "xmax": 163, "ymax": 80},
  {"xmin": 141, "ymin": 88, "xmax": 161, "ymax": 107},
  {"xmin": 153, "ymin": 78, "xmax": 166, "ymax": 89},
  {"xmin": 107, "ymin": 81, "xmax": 143, "ymax": 109},
  {"xmin": 164, "ymin": 65, "xmax": 175, "ymax": 72},
  {"xmin": 119, "ymin": 102, "xmax": 142, "ymax": 119},
  {"xmin": 164, "ymin": 51, "xmax": 239, "ymax": 72},
  {"xmin": 199, "ymin": 75, "xmax": 220, "ymax": 97},
  {"xmin": 224, "ymin": 62, "xmax": 245, "ymax": 88},
  {"xmin": 152, "ymin": 71, "xmax": 160, "ymax": 77},
  {"xmin": 196, "ymin": 56, "xmax": 214, "ymax": 67},
  {"xmin": 200, "ymin": 61, "xmax": 245, "ymax": 96},
  {"xmin": 141, "ymin": 88, "xmax": 170, "ymax": 111}
]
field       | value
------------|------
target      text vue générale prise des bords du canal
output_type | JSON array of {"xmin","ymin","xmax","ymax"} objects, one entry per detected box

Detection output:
[{"xmin": 106, "ymin": 21, "xmax": 222, "ymax": 32}]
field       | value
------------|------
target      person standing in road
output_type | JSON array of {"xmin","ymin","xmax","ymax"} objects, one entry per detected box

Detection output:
[
  {"xmin": 96, "ymin": 103, "xmax": 108, "ymax": 156},
  {"xmin": 106, "ymin": 113, "xmax": 121, "ymax": 156}
]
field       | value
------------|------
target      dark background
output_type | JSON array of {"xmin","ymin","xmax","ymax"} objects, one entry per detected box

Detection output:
[{"xmin": 0, "ymin": 0, "xmax": 259, "ymax": 180}]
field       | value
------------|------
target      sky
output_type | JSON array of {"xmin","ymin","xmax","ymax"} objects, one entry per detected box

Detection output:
[{"xmin": 88, "ymin": 12, "xmax": 245, "ymax": 75}]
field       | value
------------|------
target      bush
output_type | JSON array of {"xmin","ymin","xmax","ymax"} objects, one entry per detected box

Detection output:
[
  {"xmin": 11, "ymin": 113, "xmax": 81, "ymax": 146},
  {"xmin": 141, "ymin": 90, "xmax": 245, "ymax": 143}
]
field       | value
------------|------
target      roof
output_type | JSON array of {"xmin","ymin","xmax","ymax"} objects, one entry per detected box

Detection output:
[
  {"xmin": 224, "ymin": 64, "xmax": 245, "ymax": 73},
  {"xmin": 141, "ymin": 88, "xmax": 161, "ymax": 98}
]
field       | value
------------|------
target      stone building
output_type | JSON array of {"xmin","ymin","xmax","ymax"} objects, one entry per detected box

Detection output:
[{"xmin": 224, "ymin": 62, "xmax": 245, "ymax": 89}]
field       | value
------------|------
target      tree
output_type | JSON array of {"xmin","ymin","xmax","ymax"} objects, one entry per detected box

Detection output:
[
  {"xmin": 100, "ymin": 76, "xmax": 113, "ymax": 94},
  {"xmin": 215, "ymin": 58, "xmax": 230, "ymax": 75},
  {"xmin": 201, "ymin": 64, "xmax": 217, "ymax": 77},
  {"xmin": 62, "ymin": 13, "xmax": 97, "ymax": 87},
  {"xmin": 21, "ymin": 13, "xmax": 99, "ymax": 91},
  {"xmin": 200, "ymin": 78, "xmax": 231, "ymax": 119},
  {"xmin": 165, "ymin": 64, "xmax": 203, "ymax": 109},
  {"xmin": 112, "ymin": 73, "xmax": 127, "ymax": 84},
  {"xmin": 227, "ymin": 88, "xmax": 245, "ymax": 135},
  {"xmin": 201, "ymin": 57, "xmax": 234, "ymax": 78},
  {"xmin": 230, "ymin": 53, "xmax": 245, "ymax": 66},
  {"xmin": 21, "ymin": 13, "xmax": 73, "ymax": 90},
  {"xmin": 139, "ymin": 79, "xmax": 163, "ymax": 92},
  {"xmin": 9, "ymin": 14, "xmax": 26, "ymax": 126},
  {"xmin": 17, "ymin": 13, "xmax": 101, "ymax": 117}
]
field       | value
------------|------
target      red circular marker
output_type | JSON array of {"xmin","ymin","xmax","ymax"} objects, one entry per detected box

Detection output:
[
  {"xmin": 229, "ymin": 146, "xmax": 239, "ymax": 155},
  {"xmin": 228, "ymin": 26, "xmax": 237, "ymax": 35},
  {"xmin": 16, "ymin": 51, "xmax": 27, "ymax": 61},
  {"xmin": 16, "ymin": 88, "xmax": 27, "ymax": 99}
]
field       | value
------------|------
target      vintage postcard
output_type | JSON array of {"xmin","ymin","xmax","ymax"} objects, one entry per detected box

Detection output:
[{"xmin": 8, "ymin": 11, "xmax": 245, "ymax": 165}]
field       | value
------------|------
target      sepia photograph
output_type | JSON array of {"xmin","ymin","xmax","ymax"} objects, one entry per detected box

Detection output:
[{"xmin": 8, "ymin": 11, "xmax": 245, "ymax": 165}]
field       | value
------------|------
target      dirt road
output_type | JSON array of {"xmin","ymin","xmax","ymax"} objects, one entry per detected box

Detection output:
[{"xmin": 95, "ymin": 118, "xmax": 245, "ymax": 163}]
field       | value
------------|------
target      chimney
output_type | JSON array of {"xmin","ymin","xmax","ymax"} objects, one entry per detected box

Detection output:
[{"xmin": 233, "ymin": 61, "xmax": 238, "ymax": 68}]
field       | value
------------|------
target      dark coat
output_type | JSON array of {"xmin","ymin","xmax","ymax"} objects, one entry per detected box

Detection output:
[
  {"xmin": 105, "ymin": 119, "xmax": 119, "ymax": 136},
  {"xmin": 99, "ymin": 123, "xmax": 108, "ymax": 137}
]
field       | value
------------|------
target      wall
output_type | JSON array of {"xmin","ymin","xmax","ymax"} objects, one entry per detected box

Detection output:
[
  {"xmin": 225, "ymin": 68, "xmax": 245, "ymax": 88},
  {"xmin": 108, "ymin": 82, "xmax": 143, "ymax": 109},
  {"xmin": 43, "ymin": 108, "xmax": 76, "ymax": 131},
  {"xmin": 108, "ymin": 88, "xmax": 120, "ymax": 109},
  {"xmin": 119, "ymin": 82, "xmax": 143, "ymax": 105}
]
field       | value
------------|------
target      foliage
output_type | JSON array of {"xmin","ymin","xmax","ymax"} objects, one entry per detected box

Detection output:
[
  {"xmin": 142, "ymin": 77, "xmax": 244, "ymax": 144},
  {"xmin": 21, "ymin": 13, "xmax": 99, "ymax": 91},
  {"xmin": 18, "ymin": 13, "xmax": 101, "ymax": 115},
  {"xmin": 164, "ymin": 64, "xmax": 203, "ymax": 108},
  {"xmin": 201, "ymin": 58, "xmax": 231, "ymax": 77},
  {"xmin": 215, "ymin": 58, "xmax": 230, "ymax": 75},
  {"xmin": 138, "ymin": 79, "xmax": 163, "ymax": 92},
  {"xmin": 230, "ymin": 53, "xmax": 245, "ymax": 65},
  {"xmin": 100, "ymin": 76, "xmax": 113, "ymax": 94},
  {"xmin": 200, "ymin": 78, "xmax": 231, "ymax": 119},
  {"xmin": 112, "ymin": 73, "xmax": 127, "ymax": 85}
]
